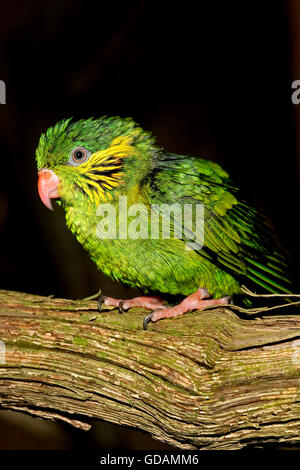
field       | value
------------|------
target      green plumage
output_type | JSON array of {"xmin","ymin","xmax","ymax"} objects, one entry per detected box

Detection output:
[{"xmin": 36, "ymin": 116, "xmax": 292, "ymax": 302}]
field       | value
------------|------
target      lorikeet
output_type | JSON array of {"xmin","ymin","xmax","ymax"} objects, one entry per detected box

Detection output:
[{"xmin": 36, "ymin": 116, "xmax": 292, "ymax": 329}]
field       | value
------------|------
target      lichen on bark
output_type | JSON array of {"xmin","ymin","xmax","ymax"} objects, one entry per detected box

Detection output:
[{"xmin": 0, "ymin": 288, "xmax": 300, "ymax": 449}]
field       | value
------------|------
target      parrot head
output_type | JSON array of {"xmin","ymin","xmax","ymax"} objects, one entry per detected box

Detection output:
[{"xmin": 36, "ymin": 116, "xmax": 156, "ymax": 210}]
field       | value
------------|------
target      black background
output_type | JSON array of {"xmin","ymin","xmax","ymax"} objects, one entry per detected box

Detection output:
[{"xmin": 0, "ymin": 0, "xmax": 298, "ymax": 450}]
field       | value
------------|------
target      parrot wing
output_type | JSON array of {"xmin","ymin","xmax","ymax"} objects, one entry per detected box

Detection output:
[{"xmin": 145, "ymin": 153, "xmax": 292, "ymax": 294}]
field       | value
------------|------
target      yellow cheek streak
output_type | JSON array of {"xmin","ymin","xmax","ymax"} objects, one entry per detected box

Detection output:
[{"xmin": 73, "ymin": 135, "xmax": 136, "ymax": 206}]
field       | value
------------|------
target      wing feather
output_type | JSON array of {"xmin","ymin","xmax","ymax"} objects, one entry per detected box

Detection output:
[{"xmin": 146, "ymin": 153, "xmax": 292, "ymax": 294}]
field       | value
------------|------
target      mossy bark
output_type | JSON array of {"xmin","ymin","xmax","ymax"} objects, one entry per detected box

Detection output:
[{"xmin": 0, "ymin": 289, "xmax": 300, "ymax": 449}]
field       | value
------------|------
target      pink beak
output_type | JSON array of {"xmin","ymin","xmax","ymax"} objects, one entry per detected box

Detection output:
[{"xmin": 38, "ymin": 169, "xmax": 60, "ymax": 210}]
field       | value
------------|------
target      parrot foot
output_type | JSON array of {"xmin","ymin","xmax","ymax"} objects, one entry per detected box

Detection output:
[
  {"xmin": 143, "ymin": 288, "xmax": 232, "ymax": 330},
  {"xmin": 97, "ymin": 294, "xmax": 166, "ymax": 314}
]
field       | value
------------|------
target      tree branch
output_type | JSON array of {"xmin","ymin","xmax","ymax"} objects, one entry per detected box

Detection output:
[{"xmin": 0, "ymin": 289, "xmax": 300, "ymax": 449}]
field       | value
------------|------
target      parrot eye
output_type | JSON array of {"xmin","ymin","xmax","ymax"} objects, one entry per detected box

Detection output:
[{"xmin": 69, "ymin": 147, "xmax": 91, "ymax": 166}]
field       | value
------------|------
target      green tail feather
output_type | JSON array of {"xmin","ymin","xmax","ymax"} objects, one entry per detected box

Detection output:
[{"xmin": 244, "ymin": 256, "xmax": 292, "ymax": 294}]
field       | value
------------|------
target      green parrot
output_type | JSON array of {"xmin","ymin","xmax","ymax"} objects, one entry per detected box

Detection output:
[{"xmin": 36, "ymin": 116, "xmax": 292, "ymax": 329}]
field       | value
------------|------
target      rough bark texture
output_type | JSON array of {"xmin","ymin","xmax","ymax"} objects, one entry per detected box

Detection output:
[{"xmin": 0, "ymin": 289, "xmax": 300, "ymax": 449}]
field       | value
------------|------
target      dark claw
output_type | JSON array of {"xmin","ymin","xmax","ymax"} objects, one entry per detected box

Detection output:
[
  {"xmin": 97, "ymin": 295, "xmax": 106, "ymax": 312},
  {"xmin": 143, "ymin": 312, "xmax": 154, "ymax": 330},
  {"xmin": 118, "ymin": 301, "xmax": 126, "ymax": 314},
  {"xmin": 143, "ymin": 308, "xmax": 163, "ymax": 330}
]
